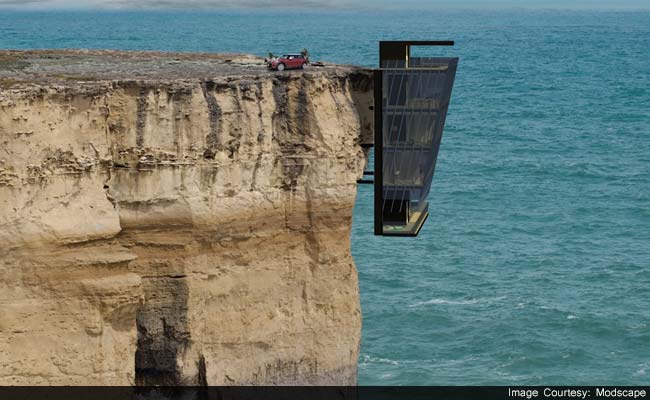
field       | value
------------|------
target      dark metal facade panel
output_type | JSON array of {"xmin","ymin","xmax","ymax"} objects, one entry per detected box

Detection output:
[
  {"xmin": 380, "ymin": 40, "xmax": 455, "ymax": 46},
  {"xmin": 374, "ymin": 69, "xmax": 384, "ymax": 235}
]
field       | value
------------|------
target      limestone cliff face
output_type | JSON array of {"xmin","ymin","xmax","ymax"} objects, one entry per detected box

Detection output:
[{"xmin": 0, "ymin": 51, "xmax": 373, "ymax": 385}]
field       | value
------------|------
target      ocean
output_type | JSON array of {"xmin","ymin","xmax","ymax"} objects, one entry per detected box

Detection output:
[{"xmin": 1, "ymin": 8, "xmax": 649, "ymax": 385}]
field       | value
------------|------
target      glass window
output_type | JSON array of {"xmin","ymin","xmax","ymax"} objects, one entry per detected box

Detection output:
[{"xmin": 376, "ymin": 58, "xmax": 458, "ymax": 236}]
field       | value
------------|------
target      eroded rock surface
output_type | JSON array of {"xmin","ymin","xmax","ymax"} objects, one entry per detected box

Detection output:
[{"xmin": 0, "ymin": 50, "xmax": 373, "ymax": 385}]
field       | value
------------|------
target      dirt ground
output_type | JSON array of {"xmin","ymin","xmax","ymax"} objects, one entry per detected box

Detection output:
[{"xmin": 0, "ymin": 49, "xmax": 350, "ymax": 87}]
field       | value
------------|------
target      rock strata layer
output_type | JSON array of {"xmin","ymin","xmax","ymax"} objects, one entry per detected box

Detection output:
[{"xmin": 0, "ymin": 50, "xmax": 373, "ymax": 385}]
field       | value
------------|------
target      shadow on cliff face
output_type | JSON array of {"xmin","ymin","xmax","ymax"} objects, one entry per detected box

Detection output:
[
  {"xmin": 348, "ymin": 70, "xmax": 374, "ymax": 146},
  {"xmin": 199, "ymin": 80, "xmax": 222, "ymax": 160},
  {"xmin": 134, "ymin": 274, "xmax": 201, "ymax": 386}
]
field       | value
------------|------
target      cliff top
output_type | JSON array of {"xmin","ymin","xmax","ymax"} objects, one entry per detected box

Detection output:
[{"xmin": 0, "ymin": 49, "xmax": 361, "ymax": 87}]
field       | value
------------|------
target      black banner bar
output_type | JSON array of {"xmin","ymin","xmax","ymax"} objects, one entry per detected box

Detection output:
[{"xmin": 0, "ymin": 386, "xmax": 648, "ymax": 400}]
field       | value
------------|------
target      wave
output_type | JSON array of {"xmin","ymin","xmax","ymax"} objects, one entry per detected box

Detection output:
[
  {"xmin": 408, "ymin": 296, "xmax": 507, "ymax": 308},
  {"xmin": 360, "ymin": 355, "xmax": 400, "ymax": 366}
]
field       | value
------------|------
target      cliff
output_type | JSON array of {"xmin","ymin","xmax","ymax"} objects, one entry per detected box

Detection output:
[{"xmin": 0, "ymin": 50, "xmax": 373, "ymax": 385}]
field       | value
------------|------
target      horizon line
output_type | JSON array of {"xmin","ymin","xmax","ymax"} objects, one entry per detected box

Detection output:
[{"xmin": 2, "ymin": 5, "xmax": 650, "ymax": 11}]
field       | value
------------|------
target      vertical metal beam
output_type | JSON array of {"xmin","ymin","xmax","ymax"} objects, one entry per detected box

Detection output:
[
  {"xmin": 405, "ymin": 45, "xmax": 410, "ymax": 68},
  {"xmin": 373, "ymin": 69, "xmax": 383, "ymax": 236}
]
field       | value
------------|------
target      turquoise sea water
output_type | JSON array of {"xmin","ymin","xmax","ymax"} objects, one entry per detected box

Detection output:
[{"xmin": 1, "ymin": 9, "xmax": 649, "ymax": 385}]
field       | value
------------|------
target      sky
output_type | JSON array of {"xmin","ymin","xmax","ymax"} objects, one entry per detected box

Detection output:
[{"xmin": 0, "ymin": 0, "xmax": 649, "ymax": 10}]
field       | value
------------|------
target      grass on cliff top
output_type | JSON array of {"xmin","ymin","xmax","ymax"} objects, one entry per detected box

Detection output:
[
  {"xmin": 0, "ymin": 78, "xmax": 26, "ymax": 88},
  {"xmin": 51, "ymin": 74, "xmax": 100, "ymax": 82},
  {"xmin": 0, "ymin": 55, "xmax": 31, "ymax": 71}
]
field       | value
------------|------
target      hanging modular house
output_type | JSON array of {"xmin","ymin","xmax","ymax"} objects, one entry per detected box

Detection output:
[{"xmin": 373, "ymin": 41, "xmax": 458, "ymax": 236}]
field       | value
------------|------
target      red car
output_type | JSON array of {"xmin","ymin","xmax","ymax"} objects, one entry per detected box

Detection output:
[{"xmin": 268, "ymin": 54, "xmax": 308, "ymax": 71}]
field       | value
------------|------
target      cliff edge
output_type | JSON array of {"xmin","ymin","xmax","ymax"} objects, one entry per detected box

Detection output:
[{"xmin": 0, "ymin": 50, "xmax": 373, "ymax": 385}]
